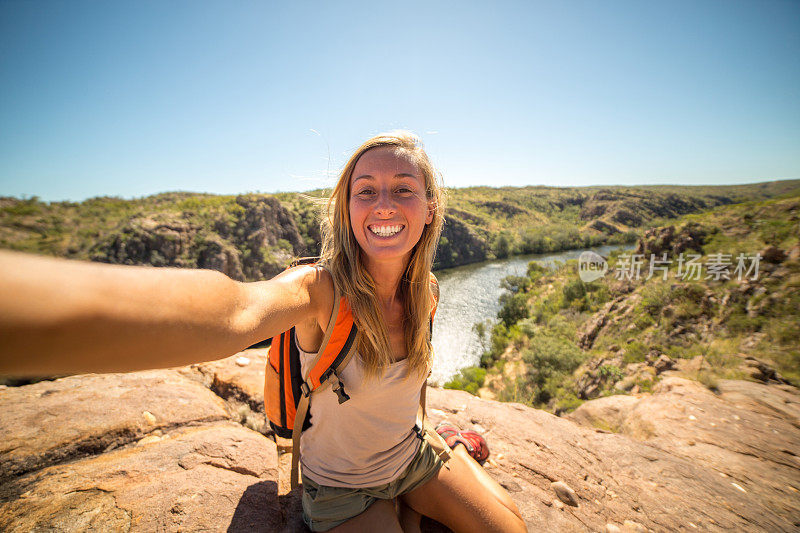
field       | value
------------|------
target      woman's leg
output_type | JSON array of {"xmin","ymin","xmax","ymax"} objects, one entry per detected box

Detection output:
[
  {"xmin": 400, "ymin": 444, "xmax": 527, "ymax": 533},
  {"xmin": 327, "ymin": 498, "xmax": 403, "ymax": 533},
  {"xmin": 397, "ymin": 496, "xmax": 423, "ymax": 533}
]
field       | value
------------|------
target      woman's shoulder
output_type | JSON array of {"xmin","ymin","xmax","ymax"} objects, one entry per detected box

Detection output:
[
  {"xmin": 267, "ymin": 262, "xmax": 335, "ymax": 314},
  {"xmin": 297, "ymin": 263, "xmax": 336, "ymax": 321},
  {"xmin": 275, "ymin": 262, "xmax": 333, "ymax": 290},
  {"xmin": 273, "ymin": 264, "xmax": 331, "ymax": 351}
]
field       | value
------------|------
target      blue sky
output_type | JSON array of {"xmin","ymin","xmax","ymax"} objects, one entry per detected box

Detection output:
[{"xmin": 1, "ymin": 0, "xmax": 798, "ymax": 202}]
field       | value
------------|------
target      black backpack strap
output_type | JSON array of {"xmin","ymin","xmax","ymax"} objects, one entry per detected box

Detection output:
[{"xmin": 290, "ymin": 256, "xmax": 321, "ymax": 268}]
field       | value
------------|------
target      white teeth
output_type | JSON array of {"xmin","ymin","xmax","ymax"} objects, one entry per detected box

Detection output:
[{"xmin": 370, "ymin": 225, "xmax": 402, "ymax": 237}]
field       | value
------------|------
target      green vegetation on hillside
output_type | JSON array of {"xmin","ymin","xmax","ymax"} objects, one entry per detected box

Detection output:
[
  {"xmin": 447, "ymin": 191, "xmax": 800, "ymax": 414},
  {"xmin": 2, "ymin": 180, "xmax": 797, "ymax": 276},
  {"xmin": 0, "ymin": 192, "xmax": 316, "ymax": 280},
  {"xmin": 435, "ymin": 181, "xmax": 800, "ymax": 268}
]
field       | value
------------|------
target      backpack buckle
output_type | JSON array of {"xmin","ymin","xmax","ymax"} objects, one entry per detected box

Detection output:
[
  {"xmin": 321, "ymin": 368, "xmax": 350, "ymax": 404},
  {"xmin": 412, "ymin": 423, "xmax": 425, "ymax": 440},
  {"xmin": 331, "ymin": 380, "xmax": 350, "ymax": 404},
  {"xmin": 300, "ymin": 382, "xmax": 312, "ymax": 397}
]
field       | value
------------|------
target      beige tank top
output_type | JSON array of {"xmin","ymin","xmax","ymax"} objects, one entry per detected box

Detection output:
[{"xmin": 298, "ymin": 344, "xmax": 426, "ymax": 488}]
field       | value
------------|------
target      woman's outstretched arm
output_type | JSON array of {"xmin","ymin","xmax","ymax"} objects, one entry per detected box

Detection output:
[{"xmin": 0, "ymin": 250, "xmax": 329, "ymax": 376}]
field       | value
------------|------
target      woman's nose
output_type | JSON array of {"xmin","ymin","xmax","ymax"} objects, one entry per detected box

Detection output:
[{"xmin": 374, "ymin": 189, "xmax": 396, "ymax": 216}]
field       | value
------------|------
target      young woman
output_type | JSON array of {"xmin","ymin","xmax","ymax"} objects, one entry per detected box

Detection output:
[{"xmin": 0, "ymin": 131, "xmax": 526, "ymax": 532}]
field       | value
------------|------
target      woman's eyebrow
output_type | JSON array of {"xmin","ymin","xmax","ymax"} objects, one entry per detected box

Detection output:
[{"xmin": 352, "ymin": 173, "xmax": 418, "ymax": 183}]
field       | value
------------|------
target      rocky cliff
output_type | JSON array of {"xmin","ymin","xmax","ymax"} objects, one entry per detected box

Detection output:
[
  {"xmin": 2, "ymin": 349, "xmax": 798, "ymax": 532},
  {"xmin": 90, "ymin": 194, "xmax": 307, "ymax": 281}
]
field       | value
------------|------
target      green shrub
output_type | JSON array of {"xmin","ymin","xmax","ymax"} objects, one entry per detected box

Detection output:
[
  {"xmin": 519, "ymin": 335, "xmax": 586, "ymax": 406},
  {"xmin": 276, "ymin": 238, "xmax": 293, "ymax": 252},
  {"xmin": 487, "ymin": 323, "xmax": 516, "ymax": 360},
  {"xmin": 521, "ymin": 335, "xmax": 584, "ymax": 374},
  {"xmin": 766, "ymin": 319, "xmax": 799, "ymax": 344},
  {"xmin": 758, "ymin": 219, "xmax": 794, "ymax": 246},
  {"xmin": 675, "ymin": 283, "xmax": 705, "ymax": 302},
  {"xmin": 562, "ymin": 279, "xmax": 588, "ymax": 307},
  {"xmin": 599, "ymin": 364, "xmax": 625, "ymax": 381},
  {"xmin": 633, "ymin": 313, "xmax": 655, "ymax": 330},
  {"xmin": 500, "ymin": 275, "xmax": 531, "ymax": 294},
  {"xmin": 634, "ymin": 377, "xmax": 654, "ymax": 393},
  {"xmin": 622, "ymin": 341, "xmax": 648, "ymax": 364},
  {"xmin": 527, "ymin": 261, "xmax": 547, "ymax": 278},
  {"xmin": 725, "ymin": 313, "xmax": 764, "ymax": 335},
  {"xmin": 639, "ymin": 283, "xmax": 671, "ymax": 317},
  {"xmin": 531, "ymin": 294, "xmax": 560, "ymax": 325},
  {"xmin": 2, "ymin": 196, "xmax": 42, "ymax": 217},
  {"xmin": 472, "ymin": 319, "xmax": 493, "ymax": 355},
  {"xmin": 444, "ymin": 366, "xmax": 487, "ymax": 396},
  {"xmin": 554, "ymin": 391, "xmax": 584, "ymax": 414},
  {"xmin": 498, "ymin": 292, "xmax": 528, "ymax": 327},
  {"xmin": 542, "ymin": 314, "xmax": 576, "ymax": 340},
  {"xmin": 492, "ymin": 232, "xmax": 512, "ymax": 259},
  {"xmin": 675, "ymin": 300, "xmax": 702, "ymax": 320}
]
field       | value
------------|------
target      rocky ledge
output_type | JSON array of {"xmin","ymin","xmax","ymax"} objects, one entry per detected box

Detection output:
[{"xmin": 1, "ymin": 350, "xmax": 798, "ymax": 532}]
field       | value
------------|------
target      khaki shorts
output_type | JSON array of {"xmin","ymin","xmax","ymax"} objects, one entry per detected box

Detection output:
[{"xmin": 301, "ymin": 437, "xmax": 445, "ymax": 532}]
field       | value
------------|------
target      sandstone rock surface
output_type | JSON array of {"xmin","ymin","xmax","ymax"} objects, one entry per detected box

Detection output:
[
  {"xmin": 180, "ymin": 348, "xmax": 270, "ymax": 434},
  {"xmin": 2, "ymin": 351, "xmax": 799, "ymax": 532},
  {"xmin": 0, "ymin": 370, "xmax": 229, "ymax": 481},
  {"xmin": 567, "ymin": 376, "xmax": 800, "ymax": 531},
  {"xmin": 1, "ymin": 422, "xmax": 281, "ymax": 533}
]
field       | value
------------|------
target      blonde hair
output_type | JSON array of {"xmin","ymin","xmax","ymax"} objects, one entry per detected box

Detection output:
[{"xmin": 320, "ymin": 130, "xmax": 446, "ymax": 383}]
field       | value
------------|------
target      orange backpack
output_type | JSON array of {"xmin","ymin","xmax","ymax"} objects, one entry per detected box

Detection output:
[{"xmin": 263, "ymin": 257, "xmax": 453, "ymax": 490}]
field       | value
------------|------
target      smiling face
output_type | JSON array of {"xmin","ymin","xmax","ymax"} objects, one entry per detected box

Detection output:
[{"xmin": 348, "ymin": 146, "xmax": 434, "ymax": 268}]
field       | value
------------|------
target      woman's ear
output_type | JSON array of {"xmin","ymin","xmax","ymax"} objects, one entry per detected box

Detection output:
[{"xmin": 425, "ymin": 200, "xmax": 435, "ymax": 225}]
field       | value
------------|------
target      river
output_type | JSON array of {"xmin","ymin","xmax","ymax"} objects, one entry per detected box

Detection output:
[{"xmin": 429, "ymin": 244, "xmax": 631, "ymax": 386}]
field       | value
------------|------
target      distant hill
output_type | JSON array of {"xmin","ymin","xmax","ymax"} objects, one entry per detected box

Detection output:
[{"xmin": 1, "ymin": 179, "xmax": 798, "ymax": 276}]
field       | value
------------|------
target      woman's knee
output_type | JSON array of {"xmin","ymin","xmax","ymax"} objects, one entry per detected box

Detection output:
[
  {"xmin": 403, "ymin": 448, "xmax": 527, "ymax": 532},
  {"xmin": 452, "ymin": 444, "xmax": 523, "ymax": 519}
]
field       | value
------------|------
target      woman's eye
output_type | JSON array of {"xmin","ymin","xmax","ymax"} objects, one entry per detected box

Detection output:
[
  {"xmin": 396, "ymin": 187, "xmax": 413, "ymax": 194},
  {"xmin": 357, "ymin": 189, "xmax": 375, "ymax": 196}
]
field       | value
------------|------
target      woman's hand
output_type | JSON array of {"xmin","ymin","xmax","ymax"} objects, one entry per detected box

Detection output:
[{"xmin": 0, "ymin": 250, "xmax": 331, "ymax": 376}]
